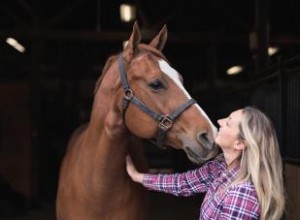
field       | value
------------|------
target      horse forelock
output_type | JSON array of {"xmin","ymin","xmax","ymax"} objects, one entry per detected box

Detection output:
[{"xmin": 138, "ymin": 44, "xmax": 168, "ymax": 62}]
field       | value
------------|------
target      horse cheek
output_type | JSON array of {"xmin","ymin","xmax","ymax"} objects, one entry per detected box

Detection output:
[{"xmin": 125, "ymin": 107, "xmax": 157, "ymax": 139}]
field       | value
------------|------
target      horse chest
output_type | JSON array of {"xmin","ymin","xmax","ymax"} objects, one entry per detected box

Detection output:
[{"xmin": 59, "ymin": 180, "xmax": 147, "ymax": 220}]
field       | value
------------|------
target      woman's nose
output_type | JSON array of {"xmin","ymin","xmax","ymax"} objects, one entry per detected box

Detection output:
[{"xmin": 217, "ymin": 118, "xmax": 224, "ymax": 126}]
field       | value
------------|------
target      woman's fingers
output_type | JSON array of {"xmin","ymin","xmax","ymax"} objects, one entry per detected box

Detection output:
[
  {"xmin": 126, "ymin": 155, "xmax": 135, "ymax": 176},
  {"xmin": 126, "ymin": 155, "xmax": 143, "ymax": 183}
]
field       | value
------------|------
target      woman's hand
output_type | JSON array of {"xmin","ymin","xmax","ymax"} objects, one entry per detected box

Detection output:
[{"xmin": 126, "ymin": 155, "xmax": 144, "ymax": 183}]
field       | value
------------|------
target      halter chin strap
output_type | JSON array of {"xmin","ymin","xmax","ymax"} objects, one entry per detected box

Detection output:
[{"xmin": 117, "ymin": 54, "xmax": 196, "ymax": 149}]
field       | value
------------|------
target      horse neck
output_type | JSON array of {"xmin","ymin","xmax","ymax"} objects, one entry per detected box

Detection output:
[
  {"xmin": 83, "ymin": 60, "xmax": 129, "ymax": 174},
  {"xmin": 90, "ymin": 59, "xmax": 122, "ymax": 123}
]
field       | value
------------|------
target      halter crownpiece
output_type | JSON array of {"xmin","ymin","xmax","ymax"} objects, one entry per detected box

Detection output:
[{"xmin": 117, "ymin": 54, "xmax": 196, "ymax": 149}]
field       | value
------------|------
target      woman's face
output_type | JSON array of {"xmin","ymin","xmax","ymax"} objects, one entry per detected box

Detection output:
[{"xmin": 215, "ymin": 109, "xmax": 243, "ymax": 150}]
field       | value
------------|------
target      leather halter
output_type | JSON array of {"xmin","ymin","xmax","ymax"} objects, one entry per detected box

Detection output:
[{"xmin": 117, "ymin": 54, "xmax": 196, "ymax": 149}]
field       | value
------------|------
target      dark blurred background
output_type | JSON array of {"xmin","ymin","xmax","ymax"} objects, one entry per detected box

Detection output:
[{"xmin": 0, "ymin": 0, "xmax": 300, "ymax": 219}]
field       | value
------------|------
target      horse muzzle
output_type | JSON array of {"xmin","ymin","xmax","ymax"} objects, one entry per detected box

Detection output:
[{"xmin": 183, "ymin": 142, "xmax": 219, "ymax": 164}]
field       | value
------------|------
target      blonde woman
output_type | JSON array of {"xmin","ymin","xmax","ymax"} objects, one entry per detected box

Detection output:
[{"xmin": 126, "ymin": 106, "xmax": 285, "ymax": 219}]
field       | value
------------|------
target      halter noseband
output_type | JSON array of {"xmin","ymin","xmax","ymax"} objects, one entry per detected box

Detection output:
[{"xmin": 117, "ymin": 54, "xmax": 196, "ymax": 149}]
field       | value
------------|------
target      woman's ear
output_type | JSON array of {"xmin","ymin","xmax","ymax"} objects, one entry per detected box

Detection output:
[{"xmin": 234, "ymin": 141, "xmax": 246, "ymax": 150}]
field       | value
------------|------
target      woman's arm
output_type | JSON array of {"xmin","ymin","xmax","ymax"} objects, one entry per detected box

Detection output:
[{"xmin": 126, "ymin": 155, "xmax": 223, "ymax": 196}]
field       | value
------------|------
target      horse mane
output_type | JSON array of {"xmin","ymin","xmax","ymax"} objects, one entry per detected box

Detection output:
[{"xmin": 94, "ymin": 54, "xmax": 118, "ymax": 95}]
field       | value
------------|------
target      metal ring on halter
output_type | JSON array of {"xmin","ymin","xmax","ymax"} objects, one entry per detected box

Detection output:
[{"xmin": 124, "ymin": 89, "xmax": 134, "ymax": 101}]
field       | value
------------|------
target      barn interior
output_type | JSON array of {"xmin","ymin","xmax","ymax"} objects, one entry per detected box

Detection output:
[{"xmin": 0, "ymin": 0, "xmax": 300, "ymax": 219}]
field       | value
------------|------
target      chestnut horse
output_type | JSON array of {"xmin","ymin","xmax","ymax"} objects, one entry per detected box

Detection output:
[{"xmin": 56, "ymin": 21, "xmax": 218, "ymax": 220}]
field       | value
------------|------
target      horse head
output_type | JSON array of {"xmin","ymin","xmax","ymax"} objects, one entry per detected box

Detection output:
[{"xmin": 114, "ymin": 21, "xmax": 218, "ymax": 164}]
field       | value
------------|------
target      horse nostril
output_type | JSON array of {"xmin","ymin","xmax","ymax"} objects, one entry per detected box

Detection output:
[{"xmin": 198, "ymin": 132, "xmax": 210, "ymax": 147}]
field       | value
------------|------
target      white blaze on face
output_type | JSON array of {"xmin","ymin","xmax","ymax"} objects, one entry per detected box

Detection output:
[{"xmin": 158, "ymin": 59, "xmax": 217, "ymax": 137}]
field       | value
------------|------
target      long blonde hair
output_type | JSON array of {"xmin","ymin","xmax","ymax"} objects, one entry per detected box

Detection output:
[{"xmin": 235, "ymin": 106, "xmax": 285, "ymax": 220}]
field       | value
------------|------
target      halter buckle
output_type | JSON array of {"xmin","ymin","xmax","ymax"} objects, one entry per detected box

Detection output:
[
  {"xmin": 124, "ymin": 89, "xmax": 134, "ymax": 101},
  {"xmin": 159, "ymin": 116, "xmax": 173, "ymax": 131}
]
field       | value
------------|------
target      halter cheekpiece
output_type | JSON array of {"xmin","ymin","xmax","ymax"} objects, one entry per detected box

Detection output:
[{"xmin": 117, "ymin": 54, "xmax": 196, "ymax": 149}]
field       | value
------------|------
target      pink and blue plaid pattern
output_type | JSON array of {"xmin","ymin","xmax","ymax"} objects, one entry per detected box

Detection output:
[{"xmin": 143, "ymin": 154, "xmax": 260, "ymax": 219}]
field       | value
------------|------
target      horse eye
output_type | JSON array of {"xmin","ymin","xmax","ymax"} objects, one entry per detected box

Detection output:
[{"xmin": 149, "ymin": 80, "xmax": 164, "ymax": 90}]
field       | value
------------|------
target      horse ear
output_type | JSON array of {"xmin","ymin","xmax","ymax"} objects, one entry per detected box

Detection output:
[
  {"xmin": 123, "ymin": 21, "xmax": 142, "ymax": 62},
  {"xmin": 149, "ymin": 25, "xmax": 168, "ymax": 51}
]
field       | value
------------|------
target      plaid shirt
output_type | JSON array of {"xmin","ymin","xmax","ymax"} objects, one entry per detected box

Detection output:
[{"xmin": 143, "ymin": 154, "xmax": 260, "ymax": 219}]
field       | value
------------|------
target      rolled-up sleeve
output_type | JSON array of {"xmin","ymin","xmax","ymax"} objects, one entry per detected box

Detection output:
[{"xmin": 142, "ymin": 159, "xmax": 224, "ymax": 196}]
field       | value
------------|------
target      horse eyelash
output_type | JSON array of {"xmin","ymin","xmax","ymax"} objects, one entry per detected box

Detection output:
[{"xmin": 149, "ymin": 80, "xmax": 165, "ymax": 90}]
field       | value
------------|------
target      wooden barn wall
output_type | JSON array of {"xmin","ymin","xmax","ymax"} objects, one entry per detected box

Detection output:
[
  {"xmin": 216, "ymin": 65, "xmax": 300, "ymax": 220},
  {"xmin": 0, "ymin": 82, "xmax": 32, "ymax": 197},
  {"xmin": 284, "ymin": 67, "xmax": 300, "ymax": 161},
  {"xmin": 283, "ymin": 67, "xmax": 300, "ymax": 220}
]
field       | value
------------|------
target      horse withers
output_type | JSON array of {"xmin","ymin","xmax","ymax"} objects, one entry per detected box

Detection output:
[{"xmin": 56, "ymin": 21, "xmax": 218, "ymax": 220}]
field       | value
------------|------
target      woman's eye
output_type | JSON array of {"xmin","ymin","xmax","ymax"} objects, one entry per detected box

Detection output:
[{"xmin": 149, "ymin": 80, "xmax": 164, "ymax": 90}]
